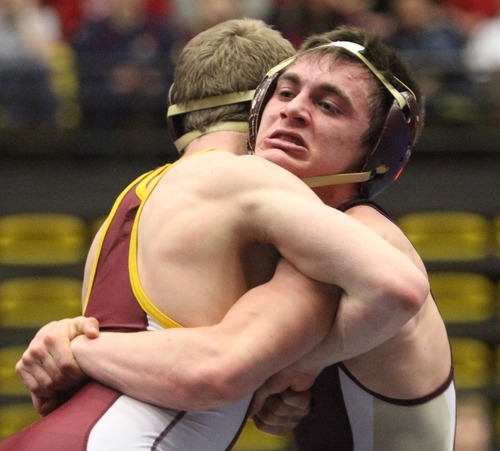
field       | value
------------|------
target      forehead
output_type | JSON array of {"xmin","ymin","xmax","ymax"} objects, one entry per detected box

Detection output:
[{"xmin": 278, "ymin": 53, "xmax": 376, "ymax": 102}]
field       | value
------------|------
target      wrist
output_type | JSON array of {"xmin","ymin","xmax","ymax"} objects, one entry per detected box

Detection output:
[
  {"xmin": 70, "ymin": 335, "xmax": 88, "ymax": 369},
  {"xmin": 293, "ymin": 355, "xmax": 327, "ymax": 377}
]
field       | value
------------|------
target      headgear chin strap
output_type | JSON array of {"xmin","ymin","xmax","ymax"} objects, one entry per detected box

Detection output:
[
  {"xmin": 248, "ymin": 41, "xmax": 420, "ymax": 198},
  {"xmin": 303, "ymin": 166, "xmax": 387, "ymax": 188},
  {"xmin": 167, "ymin": 88, "xmax": 255, "ymax": 153}
]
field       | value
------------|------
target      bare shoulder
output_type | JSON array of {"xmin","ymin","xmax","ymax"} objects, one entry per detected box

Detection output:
[
  {"xmin": 345, "ymin": 204, "xmax": 424, "ymax": 270},
  {"xmin": 344, "ymin": 204, "xmax": 399, "ymax": 238},
  {"xmin": 171, "ymin": 151, "xmax": 318, "ymax": 200}
]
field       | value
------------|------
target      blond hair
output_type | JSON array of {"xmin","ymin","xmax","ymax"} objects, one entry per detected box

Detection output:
[{"xmin": 171, "ymin": 18, "xmax": 295, "ymax": 135}]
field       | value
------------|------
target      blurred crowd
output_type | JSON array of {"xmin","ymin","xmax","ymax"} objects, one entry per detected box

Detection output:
[{"xmin": 0, "ymin": 0, "xmax": 499, "ymax": 130}]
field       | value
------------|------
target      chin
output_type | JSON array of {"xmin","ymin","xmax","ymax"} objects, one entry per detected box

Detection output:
[
  {"xmin": 263, "ymin": 153, "xmax": 301, "ymax": 174},
  {"xmin": 259, "ymin": 149, "xmax": 286, "ymax": 163}
]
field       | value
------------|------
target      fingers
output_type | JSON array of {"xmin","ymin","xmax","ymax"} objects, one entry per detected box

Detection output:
[
  {"xmin": 31, "ymin": 392, "xmax": 60, "ymax": 416},
  {"xmin": 16, "ymin": 341, "xmax": 79, "ymax": 399},
  {"xmin": 30, "ymin": 389, "xmax": 76, "ymax": 416},
  {"xmin": 15, "ymin": 317, "xmax": 99, "ymax": 415},
  {"xmin": 64, "ymin": 316, "xmax": 100, "ymax": 340},
  {"xmin": 16, "ymin": 357, "xmax": 52, "ymax": 398},
  {"xmin": 249, "ymin": 367, "xmax": 316, "ymax": 417},
  {"xmin": 278, "ymin": 388, "xmax": 312, "ymax": 412},
  {"xmin": 249, "ymin": 386, "xmax": 272, "ymax": 417},
  {"xmin": 252, "ymin": 388, "xmax": 312, "ymax": 436},
  {"xmin": 15, "ymin": 318, "xmax": 95, "ymax": 398},
  {"xmin": 248, "ymin": 371, "xmax": 292, "ymax": 417}
]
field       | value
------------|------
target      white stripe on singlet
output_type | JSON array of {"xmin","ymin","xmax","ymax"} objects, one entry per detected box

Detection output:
[
  {"xmin": 87, "ymin": 316, "xmax": 252, "ymax": 450},
  {"xmin": 339, "ymin": 367, "xmax": 455, "ymax": 451},
  {"xmin": 86, "ymin": 393, "xmax": 252, "ymax": 450}
]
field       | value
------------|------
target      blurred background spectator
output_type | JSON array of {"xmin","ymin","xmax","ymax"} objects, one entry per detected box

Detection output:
[
  {"xmin": 262, "ymin": 0, "xmax": 344, "ymax": 48},
  {"xmin": 69, "ymin": 0, "xmax": 178, "ymax": 129},
  {"xmin": 267, "ymin": 0, "xmax": 391, "ymax": 49},
  {"xmin": 455, "ymin": 392, "xmax": 494, "ymax": 451},
  {"xmin": 172, "ymin": 0, "xmax": 243, "ymax": 40},
  {"xmin": 44, "ymin": 0, "xmax": 83, "ymax": 40},
  {"xmin": 1, "ymin": 0, "xmax": 498, "ymax": 130},
  {"xmin": 383, "ymin": 0, "xmax": 476, "ymax": 124},
  {"xmin": 448, "ymin": 0, "xmax": 500, "ymax": 125},
  {"xmin": 463, "ymin": 4, "xmax": 500, "ymax": 73},
  {"xmin": 0, "ymin": 0, "xmax": 61, "ymax": 128},
  {"xmin": 171, "ymin": 0, "xmax": 270, "ymax": 43}
]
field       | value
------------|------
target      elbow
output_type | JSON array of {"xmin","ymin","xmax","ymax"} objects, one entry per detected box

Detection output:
[
  {"xmin": 199, "ymin": 362, "xmax": 255, "ymax": 406},
  {"xmin": 175, "ymin": 363, "xmax": 253, "ymax": 410},
  {"xmin": 396, "ymin": 270, "xmax": 430, "ymax": 317},
  {"xmin": 380, "ymin": 268, "xmax": 429, "ymax": 319}
]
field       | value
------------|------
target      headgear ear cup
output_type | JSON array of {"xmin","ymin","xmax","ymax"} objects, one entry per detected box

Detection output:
[
  {"xmin": 248, "ymin": 72, "xmax": 281, "ymax": 153},
  {"xmin": 248, "ymin": 55, "xmax": 296, "ymax": 153},
  {"xmin": 359, "ymin": 91, "xmax": 420, "ymax": 198}
]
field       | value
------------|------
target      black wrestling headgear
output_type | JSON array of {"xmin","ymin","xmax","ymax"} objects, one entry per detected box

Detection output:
[{"xmin": 248, "ymin": 41, "xmax": 420, "ymax": 198}]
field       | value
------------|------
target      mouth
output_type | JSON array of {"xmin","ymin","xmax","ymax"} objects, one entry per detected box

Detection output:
[{"xmin": 266, "ymin": 130, "xmax": 307, "ymax": 152}]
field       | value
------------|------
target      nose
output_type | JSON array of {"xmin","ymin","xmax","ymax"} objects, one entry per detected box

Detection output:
[{"xmin": 279, "ymin": 93, "xmax": 310, "ymax": 124}]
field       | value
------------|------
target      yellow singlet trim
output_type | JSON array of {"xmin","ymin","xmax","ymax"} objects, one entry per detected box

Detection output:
[
  {"xmin": 129, "ymin": 149, "xmax": 219, "ymax": 329},
  {"xmin": 82, "ymin": 170, "xmax": 155, "ymax": 314}
]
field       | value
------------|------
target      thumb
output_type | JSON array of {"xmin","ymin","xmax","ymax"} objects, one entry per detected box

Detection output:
[{"xmin": 83, "ymin": 317, "xmax": 100, "ymax": 338}]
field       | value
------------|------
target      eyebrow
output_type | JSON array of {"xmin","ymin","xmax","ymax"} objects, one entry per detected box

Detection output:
[{"xmin": 279, "ymin": 71, "xmax": 354, "ymax": 109}]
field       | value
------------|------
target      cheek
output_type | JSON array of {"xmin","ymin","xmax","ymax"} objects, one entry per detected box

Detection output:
[
  {"xmin": 334, "ymin": 124, "xmax": 365, "ymax": 154},
  {"xmin": 316, "ymin": 129, "xmax": 350, "ymax": 156},
  {"xmin": 256, "ymin": 108, "xmax": 278, "ymax": 142},
  {"xmin": 260, "ymin": 105, "xmax": 278, "ymax": 126},
  {"xmin": 314, "ymin": 129, "xmax": 360, "ymax": 169}
]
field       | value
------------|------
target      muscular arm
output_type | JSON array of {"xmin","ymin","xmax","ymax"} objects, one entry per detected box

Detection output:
[
  {"xmin": 18, "ymin": 155, "xmax": 429, "ymax": 414},
  {"xmin": 72, "ymin": 259, "xmax": 340, "ymax": 410},
  {"xmin": 73, "ymin": 189, "xmax": 427, "ymax": 406},
  {"xmin": 286, "ymin": 204, "xmax": 430, "ymax": 371},
  {"xmin": 251, "ymin": 205, "xmax": 436, "ymax": 432}
]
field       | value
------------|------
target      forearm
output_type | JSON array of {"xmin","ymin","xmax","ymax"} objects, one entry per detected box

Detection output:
[
  {"xmin": 290, "ymin": 291, "xmax": 408, "ymax": 372},
  {"xmin": 72, "ymin": 260, "xmax": 338, "ymax": 410},
  {"xmin": 295, "ymin": 209, "xmax": 431, "ymax": 371},
  {"xmin": 250, "ymin": 287, "xmax": 417, "ymax": 422},
  {"xmin": 72, "ymin": 324, "xmax": 322, "ymax": 411},
  {"xmin": 72, "ymin": 328, "xmax": 234, "ymax": 410}
]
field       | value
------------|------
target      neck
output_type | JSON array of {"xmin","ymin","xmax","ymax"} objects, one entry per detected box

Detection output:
[{"xmin": 183, "ymin": 131, "xmax": 248, "ymax": 157}]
